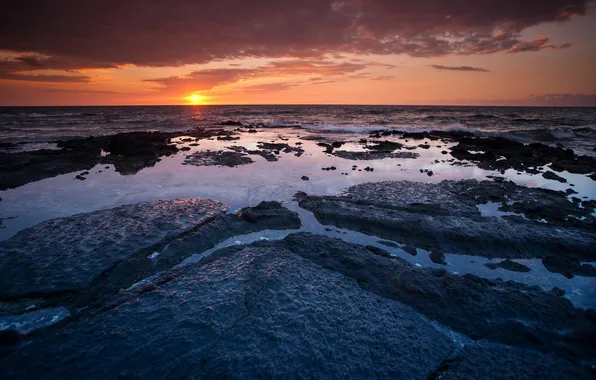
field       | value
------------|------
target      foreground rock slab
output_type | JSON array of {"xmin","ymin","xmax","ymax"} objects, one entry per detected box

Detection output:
[
  {"xmin": 0, "ymin": 200, "xmax": 301, "ymax": 313},
  {"xmin": 0, "ymin": 199, "xmax": 227, "ymax": 300},
  {"xmin": 1, "ymin": 233, "xmax": 592, "ymax": 379},
  {"xmin": 0, "ymin": 235, "xmax": 454, "ymax": 379}
]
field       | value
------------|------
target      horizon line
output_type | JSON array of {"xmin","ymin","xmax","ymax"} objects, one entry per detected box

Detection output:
[{"xmin": 1, "ymin": 104, "xmax": 595, "ymax": 108}]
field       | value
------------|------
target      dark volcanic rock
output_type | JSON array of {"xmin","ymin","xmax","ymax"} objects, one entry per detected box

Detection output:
[
  {"xmin": 364, "ymin": 140, "xmax": 403, "ymax": 152},
  {"xmin": 542, "ymin": 171, "xmax": 567, "ymax": 183},
  {"xmin": 0, "ymin": 148, "xmax": 98, "ymax": 190},
  {"xmin": 0, "ymin": 234, "xmax": 455, "ymax": 379},
  {"xmin": 450, "ymin": 136, "xmax": 596, "ymax": 177},
  {"xmin": 429, "ymin": 251, "xmax": 446, "ymax": 265},
  {"xmin": 0, "ymin": 199, "xmax": 227, "ymax": 301},
  {"xmin": 295, "ymin": 180, "xmax": 596, "ymax": 262},
  {"xmin": 333, "ymin": 150, "xmax": 419, "ymax": 160},
  {"xmin": 218, "ymin": 120, "xmax": 243, "ymax": 126},
  {"xmin": 485, "ymin": 260, "xmax": 531, "ymax": 273},
  {"xmin": 439, "ymin": 344, "xmax": 593, "ymax": 380},
  {"xmin": 301, "ymin": 175, "xmax": 309, "ymax": 181},
  {"xmin": 183, "ymin": 150, "xmax": 254, "ymax": 167},
  {"xmin": 279, "ymin": 233, "xmax": 596, "ymax": 362},
  {"xmin": 0, "ymin": 201, "xmax": 300, "ymax": 313},
  {"xmin": 542, "ymin": 256, "xmax": 596, "ymax": 279}
]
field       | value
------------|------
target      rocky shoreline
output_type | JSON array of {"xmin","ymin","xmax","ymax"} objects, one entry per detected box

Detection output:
[{"xmin": 1, "ymin": 124, "xmax": 595, "ymax": 378}]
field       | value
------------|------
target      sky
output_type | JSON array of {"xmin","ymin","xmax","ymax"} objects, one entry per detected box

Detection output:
[{"xmin": 0, "ymin": 0, "xmax": 595, "ymax": 106}]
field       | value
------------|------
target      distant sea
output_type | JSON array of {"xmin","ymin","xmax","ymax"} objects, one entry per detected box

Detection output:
[{"xmin": 1, "ymin": 105, "xmax": 595, "ymax": 155}]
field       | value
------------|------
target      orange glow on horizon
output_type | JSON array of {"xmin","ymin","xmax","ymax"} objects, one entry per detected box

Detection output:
[{"xmin": 185, "ymin": 93, "xmax": 206, "ymax": 105}]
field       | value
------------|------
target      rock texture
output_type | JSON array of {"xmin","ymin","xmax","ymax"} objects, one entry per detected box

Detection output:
[
  {"xmin": 0, "ymin": 233, "xmax": 592, "ymax": 379},
  {"xmin": 0, "ymin": 200, "xmax": 301, "ymax": 313},
  {"xmin": 295, "ymin": 180, "xmax": 596, "ymax": 277},
  {"xmin": 0, "ymin": 199, "xmax": 227, "ymax": 300}
]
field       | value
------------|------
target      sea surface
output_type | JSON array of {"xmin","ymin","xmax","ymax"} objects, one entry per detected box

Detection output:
[
  {"xmin": 1, "ymin": 105, "xmax": 596, "ymax": 155},
  {"xmin": 1, "ymin": 105, "xmax": 595, "ymax": 310}
]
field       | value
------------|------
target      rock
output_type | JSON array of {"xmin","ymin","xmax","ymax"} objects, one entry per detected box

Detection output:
[
  {"xmin": 429, "ymin": 251, "xmax": 446, "ymax": 265},
  {"xmin": 437, "ymin": 344, "xmax": 593, "ymax": 380},
  {"xmin": 542, "ymin": 256, "xmax": 596, "ymax": 278},
  {"xmin": 0, "ymin": 199, "xmax": 227, "ymax": 302},
  {"xmin": 418, "ymin": 144, "xmax": 431, "ymax": 149},
  {"xmin": 0, "ymin": 234, "xmax": 454, "ymax": 379},
  {"xmin": 332, "ymin": 150, "xmax": 418, "ymax": 161},
  {"xmin": 183, "ymin": 150, "xmax": 254, "ymax": 167},
  {"xmin": 485, "ymin": 260, "xmax": 531, "ymax": 273},
  {"xmin": 218, "ymin": 120, "xmax": 243, "ymax": 126},
  {"xmin": 542, "ymin": 171, "xmax": 567, "ymax": 183},
  {"xmin": 450, "ymin": 136, "xmax": 596, "ymax": 176},
  {"xmin": 296, "ymin": 180, "xmax": 596, "ymax": 262},
  {"xmin": 364, "ymin": 140, "xmax": 403, "ymax": 152},
  {"xmin": 301, "ymin": 176, "xmax": 309, "ymax": 181},
  {"xmin": 279, "ymin": 233, "xmax": 596, "ymax": 362},
  {"xmin": 0, "ymin": 200, "xmax": 300, "ymax": 313}
]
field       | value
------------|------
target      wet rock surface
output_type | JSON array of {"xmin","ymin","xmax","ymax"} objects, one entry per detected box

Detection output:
[
  {"xmin": 449, "ymin": 137, "xmax": 596, "ymax": 177},
  {"xmin": 485, "ymin": 260, "xmax": 531, "ymax": 273},
  {"xmin": 295, "ymin": 180, "xmax": 596, "ymax": 268},
  {"xmin": 0, "ymin": 199, "xmax": 227, "ymax": 301},
  {"xmin": 0, "ymin": 200, "xmax": 300, "ymax": 313},
  {"xmin": 332, "ymin": 150, "xmax": 419, "ymax": 160},
  {"xmin": 183, "ymin": 150, "xmax": 254, "ymax": 167},
  {"xmin": 1, "ymin": 233, "xmax": 592, "ymax": 378}
]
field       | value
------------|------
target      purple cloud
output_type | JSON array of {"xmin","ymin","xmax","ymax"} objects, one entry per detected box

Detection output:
[{"xmin": 0, "ymin": 0, "xmax": 587, "ymax": 72}]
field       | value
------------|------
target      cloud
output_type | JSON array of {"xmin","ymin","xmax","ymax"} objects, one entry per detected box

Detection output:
[
  {"xmin": 146, "ymin": 59, "xmax": 367, "ymax": 92},
  {"xmin": 506, "ymin": 35, "xmax": 573, "ymax": 53},
  {"xmin": 370, "ymin": 76, "xmax": 395, "ymax": 80},
  {"xmin": 240, "ymin": 82, "xmax": 300, "ymax": 92},
  {"xmin": 0, "ymin": 0, "xmax": 587, "ymax": 73},
  {"xmin": 430, "ymin": 65, "xmax": 490, "ymax": 72}
]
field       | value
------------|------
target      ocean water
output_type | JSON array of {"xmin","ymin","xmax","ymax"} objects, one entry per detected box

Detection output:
[
  {"xmin": 1, "ymin": 105, "xmax": 595, "ymax": 309},
  {"xmin": 1, "ymin": 105, "xmax": 596, "ymax": 155}
]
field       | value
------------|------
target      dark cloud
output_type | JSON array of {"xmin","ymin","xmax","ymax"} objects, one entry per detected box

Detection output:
[
  {"xmin": 0, "ymin": 0, "xmax": 587, "ymax": 72},
  {"xmin": 430, "ymin": 65, "xmax": 490, "ymax": 72},
  {"xmin": 506, "ymin": 36, "xmax": 573, "ymax": 53}
]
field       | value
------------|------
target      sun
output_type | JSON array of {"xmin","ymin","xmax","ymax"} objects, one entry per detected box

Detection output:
[{"xmin": 185, "ymin": 93, "xmax": 204, "ymax": 105}]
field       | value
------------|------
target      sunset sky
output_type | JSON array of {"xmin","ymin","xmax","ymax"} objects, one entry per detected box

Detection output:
[{"xmin": 1, "ymin": 0, "xmax": 595, "ymax": 106}]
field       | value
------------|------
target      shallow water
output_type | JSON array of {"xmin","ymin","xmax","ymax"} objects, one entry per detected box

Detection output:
[{"xmin": 1, "ymin": 126, "xmax": 594, "ymax": 309}]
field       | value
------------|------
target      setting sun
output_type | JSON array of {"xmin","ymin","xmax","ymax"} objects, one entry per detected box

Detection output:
[{"xmin": 186, "ymin": 93, "xmax": 203, "ymax": 105}]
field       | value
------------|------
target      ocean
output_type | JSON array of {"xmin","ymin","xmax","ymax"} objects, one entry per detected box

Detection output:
[{"xmin": 1, "ymin": 105, "xmax": 596, "ymax": 155}]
